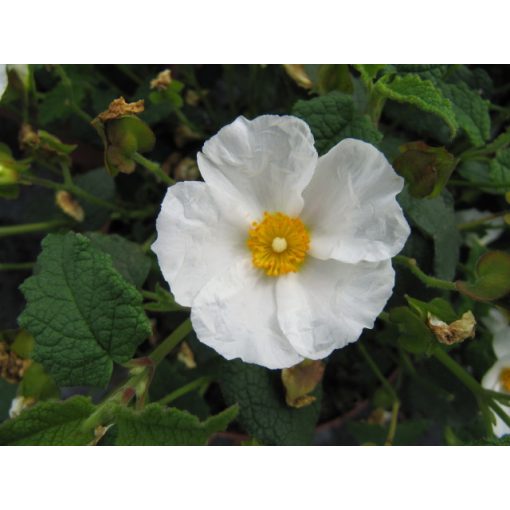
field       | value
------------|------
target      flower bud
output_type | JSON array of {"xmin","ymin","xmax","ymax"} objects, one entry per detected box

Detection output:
[
  {"xmin": 150, "ymin": 69, "xmax": 172, "ymax": 91},
  {"xmin": 0, "ymin": 162, "xmax": 19, "ymax": 185},
  {"xmin": 281, "ymin": 359, "xmax": 325, "ymax": 408},
  {"xmin": 55, "ymin": 190, "xmax": 85, "ymax": 222},
  {"xmin": 283, "ymin": 64, "xmax": 313, "ymax": 90},
  {"xmin": 427, "ymin": 311, "xmax": 476, "ymax": 345}
]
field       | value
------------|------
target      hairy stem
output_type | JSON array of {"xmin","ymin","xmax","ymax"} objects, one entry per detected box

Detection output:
[
  {"xmin": 131, "ymin": 152, "xmax": 175, "ymax": 186},
  {"xmin": 150, "ymin": 319, "xmax": 193, "ymax": 365},
  {"xmin": 0, "ymin": 220, "xmax": 68, "ymax": 238},
  {"xmin": 158, "ymin": 376, "xmax": 212, "ymax": 406},
  {"xmin": 393, "ymin": 255, "xmax": 457, "ymax": 291}
]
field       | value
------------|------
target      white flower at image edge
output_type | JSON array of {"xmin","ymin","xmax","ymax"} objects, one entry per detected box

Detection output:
[
  {"xmin": 153, "ymin": 115, "xmax": 410, "ymax": 369},
  {"xmin": 482, "ymin": 309, "xmax": 510, "ymax": 437},
  {"xmin": 0, "ymin": 65, "xmax": 7, "ymax": 99},
  {"xmin": 0, "ymin": 64, "xmax": 29, "ymax": 101}
]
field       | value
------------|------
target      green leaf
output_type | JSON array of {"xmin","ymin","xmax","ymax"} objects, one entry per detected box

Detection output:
[
  {"xmin": 219, "ymin": 360, "xmax": 321, "ymax": 445},
  {"xmin": 405, "ymin": 296, "xmax": 457, "ymax": 323},
  {"xmin": 489, "ymin": 149, "xmax": 510, "ymax": 192},
  {"xmin": 398, "ymin": 189, "xmax": 461, "ymax": 280},
  {"xmin": 436, "ymin": 81, "xmax": 491, "ymax": 147},
  {"xmin": 74, "ymin": 168, "xmax": 115, "ymax": 230},
  {"xmin": 317, "ymin": 65, "xmax": 353, "ymax": 94},
  {"xmin": 468, "ymin": 434, "xmax": 510, "ymax": 446},
  {"xmin": 292, "ymin": 91, "xmax": 382, "ymax": 155},
  {"xmin": 390, "ymin": 306, "xmax": 434, "ymax": 354},
  {"xmin": 19, "ymin": 232, "xmax": 151, "ymax": 387},
  {"xmin": 107, "ymin": 116, "xmax": 156, "ymax": 155},
  {"xmin": 457, "ymin": 251, "xmax": 510, "ymax": 302},
  {"xmin": 113, "ymin": 403, "xmax": 238, "ymax": 445},
  {"xmin": 18, "ymin": 363, "xmax": 59, "ymax": 401},
  {"xmin": 353, "ymin": 64, "xmax": 388, "ymax": 84},
  {"xmin": 0, "ymin": 379, "xmax": 17, "ymax": 422},
  {"xmin": 0, "ymin": 396, "xmax": 95, "ymax": 445},
  {"xmin": 374, "ymin": 74, "xmax": 458, "ymax": 138},
  {"xmin": 347, "ymin": 419, "xmax": 430, "ymax": 445},
  {"xmin": 393, "ymin": 141, "xmax": 457, "ymax": 198},
  {"xmin": 86, "ymin": 233, "xmax": 151, "ymax": 288}
]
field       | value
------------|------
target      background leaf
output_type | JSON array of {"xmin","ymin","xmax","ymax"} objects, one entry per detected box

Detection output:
[
  {"xmin": 219, "ymin": 360, "xmax": 321, "ymax": 445},
  {"xmin": 19, "ymin": 232, "xmax": 151, "ymax": 387}
]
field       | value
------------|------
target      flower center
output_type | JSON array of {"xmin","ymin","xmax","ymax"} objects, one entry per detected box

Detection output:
[
  {"xmin": 247, "ymin": 212, "xmax": 310, "ymax": 276},
  {"xmin": 500, "ymin": 367, "xmax": 510, "ymax": 392}
]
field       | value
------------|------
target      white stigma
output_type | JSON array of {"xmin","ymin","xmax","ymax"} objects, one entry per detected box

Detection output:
[{"xmin": 271, "ymin": 237, "xmax": 288, "ymax": 253}]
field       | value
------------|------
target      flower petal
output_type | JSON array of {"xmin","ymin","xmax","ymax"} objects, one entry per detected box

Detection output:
[
  {"xmin": 301, "ymin": 138, "xmax": 410, "ymax": 263},
  {"xmin": 0, "ymin": 65, "xmax": 7, "ymax": 100},
  {"xmin": 276, "ymin": 257, "xmax": 395, "ymax": 359},
  {"xmin": 191, "ymin": 257, "xmax": 303, "ymax": 369},
  {"xmin": 197, "ymin": 115, "xmax": 318, "ymax": 219},
  {"xmin": 152, "ymin": 182, "xmax": 249, "ymax": 307},
  {"xmin": 482, "ymin": 355, "xmax": 510, "ymax": 437}
]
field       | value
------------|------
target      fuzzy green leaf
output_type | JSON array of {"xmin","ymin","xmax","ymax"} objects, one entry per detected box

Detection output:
[
  {"xmin": 219, "ymin": 360, "xmax": 321, "ymax": 445},
  {"xmin": 489, "ymin": 149, "xmax": 510, "ymax": 192},
  {"xmin": 398, "ymin": 189, "xmax": 461, "ymax": 280},
  {"xmin": 436, "ymin": 81, "xmax": 490, "ymax": 147},
  {"xmin": 113, "ymin": 403, "xmax": 238, "ymax": 445},
  {"xmin": 457, "ymin": 251, "xmax": 510, "ymax": 302},
  {"xmin": 74, "ymin": 168, "xmax": 115, "ymax": 230},
  {"xmin": 86, "ymin": 233, "xmax": 151, "ymax": 288},
  {"xmin": 375, "ymin": 74, "xmax": 458, "ymax": 138},
  {"xmin": 0, "ymin": 396, "xmax": 95, "ymax": 445},
  {"xmin": 293, "ymin": 91, "xmax": 382, "ymax": 155},
  {"xmin": 19, "ymin": 232, "xmax": 151, "ymax": 387}
]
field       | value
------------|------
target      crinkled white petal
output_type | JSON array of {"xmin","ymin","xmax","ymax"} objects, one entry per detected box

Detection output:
[
  {"xmin": 197, "ymin": 115, "xmax": 318, "ymax": 220},
  {"xmin": 152, "ymin": 182, "xmax": 249, "ymax": 307},
  {"xmin": 0, "ymin": 65, "xmax": 7, "ymax": 100},
  {"xmin": 482, "ymin": 355, "xmax": 510, "ymax": 438},
  {"xmin": 191, "ymin": 257, "xmax": 303, "ymax": 369},
  {"xmin": 301, "ymin": 138, "xmax": 410, "ymax": 263},
  {"xmin": 482, "ymin": 309, "xmax": 510, "ymax": 359},
  {"xmin": 493, "ymin": 328, "xmax": 510, "ymax": 360},
  {"xmin": 8, "ymin": 64, "xmax": 29, "ymax": 88},
  {"xmin": 276, "ymin": 257, "xmax": 395, "ymax": 359}
]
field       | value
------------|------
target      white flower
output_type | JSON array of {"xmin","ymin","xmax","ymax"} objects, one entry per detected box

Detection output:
[
  {"xmin": 455, "ymin": 208, "xmax": 504, "ymax": 248},
  {"xmin": 482, "ymin": 308, "xmax": 510, "ymax": 437},
  {"xmin": 0, "ymin": 65, "xmax": 7, "ymax": 100},
  {"xmin": 153, "ymin": 115, "xmax": 410, "ymax": 368},
  {"xmin": 0, "ymin": 64, "xmax": 29, "ymax": 101}
]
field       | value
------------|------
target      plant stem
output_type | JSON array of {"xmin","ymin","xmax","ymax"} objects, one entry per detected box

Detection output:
[
  {"xmin": 0, "ymin": 262, "xmax": 34, "ymax": 271},
  {"xmin": 150, "ymin": 319, "xmax": 192, "ymax": 365},
  {"xmin": 487, "ymin": 399, "xmax": 510, "ymax": 429},
  {"xmin": 21, "ymin": 175, "xmax": 133, "ymax": 215},
  {"xmin": 131, "ymin": 152, "xmax": 175, "ymax": 186},
  {"xmin": 457, "ymin": 211, "xmax": 507, "ymax": 231},
  {"xmin": 433, "ymin": 347, "xmax": 483, "ymax": 396},
  {"xmin": 158, "ymin": 376, "xmax": 212, "ymax": 406},
  {"xmin": 448, "ymin": 179, "xmax": 510, "ymax": 190},
  {"xmin": 54, "ymin": 65, "xmax": 93, "ymax": 124},
  {"xmin": 393, "ymin": 255, "xmax": 457, "ymax": 291},
  {"xmin": 358, "ymin": 342, "xmax": 399, "ymax": 404},
  {"xmin": 385, "ymin": 401, "xmax": 400, "ymax": 446},
  {"xmin": 0, "ymin": 220, "xmax": 68, "ymax": 238}
]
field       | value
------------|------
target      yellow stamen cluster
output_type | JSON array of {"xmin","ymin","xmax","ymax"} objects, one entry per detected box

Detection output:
[
  {"xmin": 247, "ymin": 212, "xmax": 310, "ymax": 276},
  {"xmin": 500, "ymin": 367, "xmax": 510, "ymax": 392}
]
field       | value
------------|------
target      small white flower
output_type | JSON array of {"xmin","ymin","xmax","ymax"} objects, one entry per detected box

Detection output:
[
  {"xmin": 482, "ymin": 308, "xmax": 510, "ymax": 437},
  {"xmin": 153, "ymin": 115, "xmax": 410, "ymax": 368}
]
